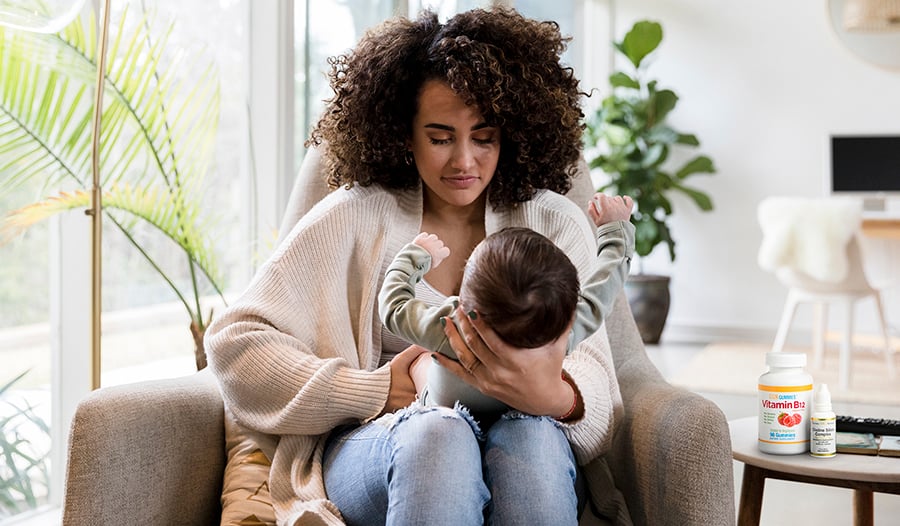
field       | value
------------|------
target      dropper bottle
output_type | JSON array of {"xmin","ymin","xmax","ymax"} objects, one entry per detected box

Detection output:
[{"xmin": 810, "ymin": 383, "xmax": 837, "ymax": 458}]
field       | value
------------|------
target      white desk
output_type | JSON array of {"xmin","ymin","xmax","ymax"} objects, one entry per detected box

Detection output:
[{"xmin": 729, "ymin": 416, "xmax": 900, "ymax": 526}]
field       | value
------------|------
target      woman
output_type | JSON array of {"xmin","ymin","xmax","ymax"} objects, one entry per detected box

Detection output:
[{"xmin": 206, "ymin": 7, "xmax": 622, "ymax": 525}]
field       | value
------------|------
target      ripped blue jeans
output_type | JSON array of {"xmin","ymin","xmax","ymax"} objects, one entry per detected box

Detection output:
[{"xmin": 322, "ymin": 403, "xmax": 581, "ymax": 526}]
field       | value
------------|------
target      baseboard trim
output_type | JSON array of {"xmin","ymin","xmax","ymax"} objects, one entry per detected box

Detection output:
[
  {"xmin": 660, "ymin": 322, "xmax": 897, "ymax": 350},
  {"xmin": 660, "ymin": 322, "xmax": 783, "ymax": 346}
]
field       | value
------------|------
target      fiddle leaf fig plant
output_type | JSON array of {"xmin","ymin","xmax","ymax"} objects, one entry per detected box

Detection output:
[{"xmin": 585, "ymin": 20, "xmax": 716, "ymax": 265}]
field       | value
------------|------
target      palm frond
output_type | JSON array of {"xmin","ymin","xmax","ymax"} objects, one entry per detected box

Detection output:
[
  {"xmin": 0, "ymin": 190, "xmax": 89, "ymax": 242},
  {"xmin": 0, "ymin": 27, "xmax": 93, "ymax": 194},
  {"xmin": 1, "ymin": 185, "xmax": 223, "ymax": 293},
  {"xmin": 0, "ymin": 5, "xmax": 226, "ymax": 332},
  {"xmin": 101, "ymin": 184, "xmax": 223, "ymax": 289}
]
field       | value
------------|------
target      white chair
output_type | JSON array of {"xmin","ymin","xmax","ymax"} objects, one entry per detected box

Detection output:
[{"xmin": 758, "ymin": 196, "xmax": 896, "ymax": 389}]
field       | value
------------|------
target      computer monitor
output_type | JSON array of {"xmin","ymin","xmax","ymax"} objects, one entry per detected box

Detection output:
[{"xmin": 830, "ymin": 134, "xmax": 900, "ymax": 213}]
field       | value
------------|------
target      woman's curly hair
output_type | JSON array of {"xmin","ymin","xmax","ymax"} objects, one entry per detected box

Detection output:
[{"xmin": 307, "ymin": 7, "xmax": 585, "ymax": 209}]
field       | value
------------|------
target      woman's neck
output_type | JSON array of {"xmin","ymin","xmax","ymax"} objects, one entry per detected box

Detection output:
[
  {"xmin": 421, "ymin": 189, "xmax": 487, "ymax": 228},
  {"xmin": 419, "ymin": 188, "xmax": 488, "ymax": 296}
]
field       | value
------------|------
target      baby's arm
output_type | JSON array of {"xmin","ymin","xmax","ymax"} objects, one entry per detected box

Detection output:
[
  {"xmin": 571, "ymin": 196, "xmax": 636, "ymax": 345},
  {"xmin": 378, "ymin": 233, "xmax": 456, "ymax": 353}
]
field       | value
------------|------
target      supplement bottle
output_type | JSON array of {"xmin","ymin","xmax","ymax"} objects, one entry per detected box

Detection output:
[
  {"xmin": 810, "ymin": 383, "xmax": 837, "ymax": 458},
  {"xmin": 758, "ymin": 352, "xmax": 813, "ymax": 454}
]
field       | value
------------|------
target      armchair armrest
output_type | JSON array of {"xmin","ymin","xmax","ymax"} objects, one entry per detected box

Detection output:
[
  {"xmin": 62, "ymin": 370, "xmax": 225, "ymax": 526},
  {"xmin": 604, "ymin": 293, "xmax": 735, "ymax": 526},
  {"xmin": 611, "ymin": 378, "xmax": 735, "ymax": 525}
]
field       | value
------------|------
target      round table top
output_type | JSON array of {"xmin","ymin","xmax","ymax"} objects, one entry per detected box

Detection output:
[{"xmin": 729, "ymin": 416, "xmax": 900, "ymax": 483}]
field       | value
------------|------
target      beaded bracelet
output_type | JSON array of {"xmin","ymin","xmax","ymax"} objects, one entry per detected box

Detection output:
[{"xmin": 556, "ymin": 372, "xmax": 578, "ymax": 421}]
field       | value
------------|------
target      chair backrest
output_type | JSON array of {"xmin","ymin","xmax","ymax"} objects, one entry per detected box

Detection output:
[
  {"xmin": 757, "ymin": 196, "xmax": 874, "ymax": 293},
  {"xmin": 775, "ymin": 236, "xmax": 875, "ymax": 293},
  {"xmin": 278, "ymin": 146, "xmax": 597, "ymax": 243}
]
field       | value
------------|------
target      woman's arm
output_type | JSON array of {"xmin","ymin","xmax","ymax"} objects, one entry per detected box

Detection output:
[
  {"xmin": 435, "ymin": 305, "xmax": 621, "ymax": 464},
  {"xmin": 206, "ymin": 263, "xmax": 392, "ymax": 436},
  {"xmin": 207, "ymin": 189, "xmax": 417, "ymax": 436}
]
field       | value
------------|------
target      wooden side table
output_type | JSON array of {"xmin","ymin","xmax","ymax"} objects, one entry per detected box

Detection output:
[{"xmin": 729, "ymin": 416, "xmax": 900, "ymax": 526}]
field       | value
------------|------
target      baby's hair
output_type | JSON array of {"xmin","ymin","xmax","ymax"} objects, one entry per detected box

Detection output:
[{"xmin": 460, "ymin": 227, "xmax": 579, "ymax": 348}]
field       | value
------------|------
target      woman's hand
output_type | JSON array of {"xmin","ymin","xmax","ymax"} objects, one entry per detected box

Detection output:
[
  {"xmin": 381, "ymin": 344, "xmax": 431, "ymax": 416},
  {"xmin": 434, "ymin": 307, "xmax": 579, "ymax": 419}
]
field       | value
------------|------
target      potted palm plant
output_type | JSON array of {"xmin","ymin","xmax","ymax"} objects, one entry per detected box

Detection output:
[
  {"xmin": 0, "ymin": 7, "xmax": 224, "ymax": 369},
  {"xmin": 584, "ymin": 20, "xmax": 716, "ymax": 343}
]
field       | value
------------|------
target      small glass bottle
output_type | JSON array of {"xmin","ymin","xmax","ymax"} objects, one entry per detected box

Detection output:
[
  {"xmin": 758, "ymin": 352, "xmax": 813, "ymax": 454},
  {"xmin": 810, "ymin": 383, "xmax": 837, "ymax": 458}
]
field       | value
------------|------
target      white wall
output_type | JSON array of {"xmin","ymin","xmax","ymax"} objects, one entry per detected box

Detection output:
[{"xmin": 604, "ymin": 0, "xmax": 900, "ymax": 342}]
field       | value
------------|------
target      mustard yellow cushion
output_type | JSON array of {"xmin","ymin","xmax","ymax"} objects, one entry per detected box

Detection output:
[{"xmin": 220, "ymin": 406, "xmax": 277, "ymax": 526}]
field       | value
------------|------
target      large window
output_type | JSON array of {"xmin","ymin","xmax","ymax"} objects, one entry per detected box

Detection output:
[{"xmin": 0, "ymin": 1, "xmax": 251, "ymax": 521}]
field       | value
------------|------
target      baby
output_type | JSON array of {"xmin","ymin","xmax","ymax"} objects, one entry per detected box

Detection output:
[{"xmin": 378, "ymin": 193, "xmax": 635, "ymax": 415}]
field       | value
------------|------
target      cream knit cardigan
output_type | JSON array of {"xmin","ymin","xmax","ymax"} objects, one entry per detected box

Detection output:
[{"xmin": 206, "ymin": 182, "xmax": 623, "ymax": 525}]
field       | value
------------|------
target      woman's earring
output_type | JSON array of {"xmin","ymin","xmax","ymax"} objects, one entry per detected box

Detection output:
[{"xmin": 404, "ymin": 151, "xmax": 414, "ymax": 166}]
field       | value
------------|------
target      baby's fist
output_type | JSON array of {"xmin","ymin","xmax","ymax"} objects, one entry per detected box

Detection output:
[
  {"xmin": 413, "ymin": 232, "xmax": 451, "ymax": 268},
  {"xmin": 588, "ymin": 194, "xmax": 634, "ymax": 227}
]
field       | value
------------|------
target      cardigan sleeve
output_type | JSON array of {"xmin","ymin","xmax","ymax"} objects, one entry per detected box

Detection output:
[
  {"xmin": 206, "ymin": 190, "xmax": 402, "ymax": 436},
  {"xmin": 206, "ymin": 262, "xmax": 392, "ymax": 436}
]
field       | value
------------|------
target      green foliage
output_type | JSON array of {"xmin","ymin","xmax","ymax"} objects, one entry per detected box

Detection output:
[
  {"xmin": 0, "ymin": 371, "xmax": 50, "ymax": 519},
  {"xmin": 0, "ymin": 5, "xmax": 225, "ymax": 343},
  {"xmin": 585, "ymin": 20, "xmax": 716, "ymax": 262}
]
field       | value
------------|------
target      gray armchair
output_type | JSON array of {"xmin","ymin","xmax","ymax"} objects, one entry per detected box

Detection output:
[{"xmin": 62, "ymin": 149, "xmax": 735, "ymax": 525}]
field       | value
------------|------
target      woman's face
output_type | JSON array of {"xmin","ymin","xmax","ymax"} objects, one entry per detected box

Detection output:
[{"xmin": 410, "ymin": 80, "xmax": 501, "ymax": 209}]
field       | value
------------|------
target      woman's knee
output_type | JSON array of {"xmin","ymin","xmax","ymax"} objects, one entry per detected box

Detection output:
[
  {"xmin": 387, "ymin": 406, "xmax": 490, "ymax": 524},
  {"xmin": 392, "ymin": 405, "xmax": 482, "ymax": 457},
  {"xmin": 487, "ymin": 413, "xmax": 574, "ymax": 464}
]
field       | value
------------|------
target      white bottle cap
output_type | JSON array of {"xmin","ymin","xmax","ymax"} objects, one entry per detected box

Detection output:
[
  {"xmin": 814, "ymin": 383, "xmax": 833, "ymax": 412},
  {"xmin": 765, "ymin": 351, "xmax": 807, "ymax": 368}
]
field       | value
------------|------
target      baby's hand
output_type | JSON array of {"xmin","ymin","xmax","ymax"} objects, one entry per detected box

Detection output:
[
  {"xmin": 413, "ymin": 232, "xmax": 451, "ymax": 268},
  {"xmin": 587, "ymin": 193, "xmax": 634, "ymax": 227}
]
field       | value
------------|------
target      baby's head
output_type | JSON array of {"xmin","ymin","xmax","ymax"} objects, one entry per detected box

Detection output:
[{"xmin": 459, "ymin": 227, "xmax": 579, "ymax": 348}]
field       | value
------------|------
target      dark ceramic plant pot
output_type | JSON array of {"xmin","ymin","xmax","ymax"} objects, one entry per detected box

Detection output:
[{"xmin": 624, "ymin": 274, "xmax": 670, "ymax": 344}]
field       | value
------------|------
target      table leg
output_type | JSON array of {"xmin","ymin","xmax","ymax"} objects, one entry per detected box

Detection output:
[
  {"xmin": 853, "ymin": 489, "xmax": 873, "ymax": 526},
  {"xmin": 737, "ymin": 464, "xmax": 765, "ymax": 526}
]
